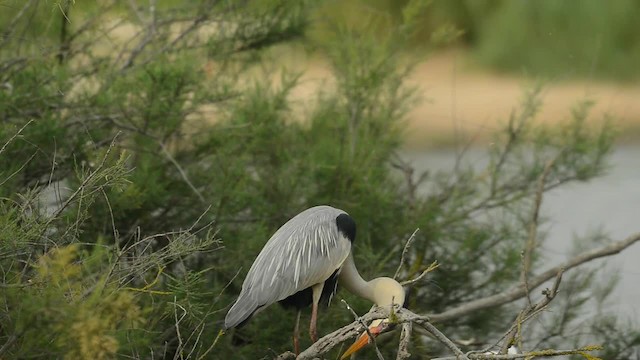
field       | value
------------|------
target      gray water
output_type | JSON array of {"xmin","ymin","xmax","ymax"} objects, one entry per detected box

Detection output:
[{"xmin": 402, "ymin": 146, "xmax": 640, "ymax": 324}]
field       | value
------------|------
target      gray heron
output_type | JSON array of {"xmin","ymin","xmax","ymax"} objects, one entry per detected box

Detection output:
[{"xmin": 224, "ymin": 205, "xmax": 405, "ymax": 355}]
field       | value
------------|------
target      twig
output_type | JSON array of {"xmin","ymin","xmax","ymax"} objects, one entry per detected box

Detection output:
[
  {"xmin": 56, "ymin": 0, "xmax": 72, "ymax": 64},
  {"xmin": 197, "ymin": 269, "xmax": 243, "ymax": 360},
  {"xmin": 0, "ymin": 151, "xmax": 37, "ymax": 187},
  {"xmin": 0, "ymin": 119, "xmax": 34, "ymax": 156},
  {"xmin": 389, "ymin": 155, "xmax": 428, "ymax": 206},
  {"xmin": 428, "ymin": 231, "xmax": 640, "ymax": 323},
  {"xmin": 472, "ymin": 270, "xmax": 563, "ymax": 355},
  {"xmin": 521, "ymin": 158, "xmax": 556, "ymax": 307},
  {"xmin": 126, "ymin": 0, "xmax": 146, "ymax": 23},
  {"xmin": 396, "ymin": 322, "xmax": 412, "ymax": 360},
  {"xmin": 47, "ymin": 133, "xmax": 121, "ymax": 222},
  {"xmin": 432, "ymin": 345, "xmax": 602, "ymax": 360},
  {"xmin": 489, "ymin": 86, "xmax": 542, "ymax": 197},
  {"xmin": 185, "ymin": 323, "xmax": 206, "ymax": 360},
  {"xmin": 296, "ymin": 307, "xmax": 388, "ymax": 360},
  {"xmin": 401, "ymin": 260, "xmax": 439, "ymax": 286},
  {"xmin": 172, "ymin": 297, "xmax": 188, "ymax": 360},
  {"xmin": 120, "ymin": 27, "xmax": 156, "ymax": 70},
  {"xmin": 340, "ymin": 299, "xmax": 385, "ymax": 360},
  {"xmin": 101, "ymin": 188, "xmax": 120, "ymax": 250},
  {"xmin": 295, "ymin": 308, "xmax": 451, "ymax": 360},
  {"xmin": 394, "ymin": 228, "xmax": 420, "ymax": 280},
  {"xmin": 0, "ymin": 283, "xmax": 33, "ymax": 289},
  {"xmin": 158, "ymin": 142, "xmax": 205, "ymax": 203},
  {"xmin": 121, "ymin": 0, "xmax": 159, "ymax": 70},
  {"xmin": 0, "ymin": 333, "xmax": 20, "ymax": 356},
  {"xmin": 273, "ymin": 351, "xmax": 296, "ymax": 360},
  {"xmin": 122, "ymin": 266, "xmax": 170, "ymax": 295},
  {"xmin": 415, "ymin": 320, "xmax": 470, "ymax": 360},
  {"xmin": 134, "ymin": 12, "xmax": 210, "ymax": 70},
  {"xmin": 149, "ymin": 0, "xmax": 158, "ymax": 33},
  {"xmin": 0, "ymin": 0, "xmax": 37, "ymax": 49}
]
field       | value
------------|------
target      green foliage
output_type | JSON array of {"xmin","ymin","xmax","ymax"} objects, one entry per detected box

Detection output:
[
  {"xmin": 3, "ymin": 242, "xmax": 145, "ymax": 359},
  {"xmin": 0, "ymin": 1, "xmax": 635, "ymax": 359},
  {"xmin": 473, "ymin": 0, "xmax": 640, "ymax": 81},
  {"xmin": 312, "ymin": 0, "xmax": 640, "ymax": 80}
]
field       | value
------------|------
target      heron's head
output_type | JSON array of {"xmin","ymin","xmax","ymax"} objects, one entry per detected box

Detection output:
[
  {"xmin": 340, "ymin": 278, "xmax": 405, "ymax": 359},
  {"xmin": 370, "ymin": 277, "xmax": 405, "ymax": 308}
]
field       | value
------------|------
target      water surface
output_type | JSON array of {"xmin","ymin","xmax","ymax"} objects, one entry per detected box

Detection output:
[{"xmin": 402, "ymin": 145, "xmax": 640, "ymax": 324}]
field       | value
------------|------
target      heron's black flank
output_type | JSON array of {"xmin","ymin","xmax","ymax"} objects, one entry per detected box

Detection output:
[
  {"xmin": 279, "ymin": 287, "xmax": 312, "ymax": 309},
  {"xmin": 279, "ymin": 269, "xmax": 340, "ymax": 310},
  {"xmin": 336, "ymin": 213, "xmax": 356, "ymax": 243}
]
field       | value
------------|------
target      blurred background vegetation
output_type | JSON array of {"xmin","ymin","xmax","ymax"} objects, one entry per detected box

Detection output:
[
  {"xmin": 312, "ymin": 0, "xmax": 640, "ymax": 81},
  {"xmin": 1, "ymin": 0, "xmax": 639, "ymax": 359}
]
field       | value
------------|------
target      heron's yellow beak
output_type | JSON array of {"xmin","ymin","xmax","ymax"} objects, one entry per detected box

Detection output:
[{"xmin": 340, "ymin": 319, "xmax": 388, "ymax": 359}]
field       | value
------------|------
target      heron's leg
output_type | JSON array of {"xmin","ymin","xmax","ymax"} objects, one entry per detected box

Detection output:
[
  {"xmin": 292, "ymin": 309, "xmax": 301, "ymax": 355},
  {"xmin": 310, "ymin": 283, "xmax": 324, "ymax": 342},
  {"xmin": 310, "ymin": 301, "xmax": 319, "ymax": 343}
]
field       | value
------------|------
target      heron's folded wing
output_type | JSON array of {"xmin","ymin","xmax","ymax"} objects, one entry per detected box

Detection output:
[{"xmin": 225, "ymin": 206, "xmax": 350, "ymax": 328}]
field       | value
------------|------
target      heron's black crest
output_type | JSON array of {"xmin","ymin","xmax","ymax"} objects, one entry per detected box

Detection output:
[{"xmin": 336, "ymin": 213, "xmax": 356, "ymax": 242}]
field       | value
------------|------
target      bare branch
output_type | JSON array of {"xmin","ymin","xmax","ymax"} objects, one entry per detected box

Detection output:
[
  {"xmin": 340, "ymin": 299, "xmax": 385, "ymax": 360},
  {"xmin": 428, "ymin": 231, "xmax": 640, "ymax": 323},
  {"xmin": 295, "ymin": 308, "xmax": 457, "ymax": 360},
  {"xmin": 0, "ymin": 334, "xmax": 20, "ymax": 357},
  {"xmin": 522, "ymin": 158, "xmax": 556, "ymax": 307},
  {"xmin": 433, "ymin": 345, "xmax": 602, "ymax": 360},
  {"xmin": 172, "ymin": 297, "xmax": 188, "ymax": 360},
  {"xmin": 296, "ymin": 307, "xmax": 388, "ymax": 360},
  {"xmin": 415, "ymin": 320, "xmax": 470, "ymax": 360},
  {"xmin": 46, "ymin": 133, "xmax": 122, "ymax": 222},
  {"xmin": 390, "ymin": 155, "xmax": 428, "ymax": 206},
  {"xmin": 132, "ymin": 11, "xmax": 210, "ymax": 70},
  {"xmin": 401, "ymin": 260, "xmax": 439, "ymax": 287},
  {"xmin": 396, "ymin": 322, "xmax": 412, "ymax": 360},
  {"xmin": 158, "ymin": 142, "xmax": 206, "ymax": 203},
  {"xmin": 126, "ymin": 0, "xmax": 146, "ymax": 23},
  {"xmin": 273, "ymin": 351, "xmax": 296, "ymax": 360},
  {"xmin": 0, "ymin": 151, "xmax": 38, "ymax": 187},
  {"xmin": 0, "ymin": 0, "xmax": 37, "ymax": 49},
  {"xmin": 394, "ymin": 228, "xmax": 420, "ymax": 280},
  {"xmin": 472, "ymin": 270, "xmax": 563, "ymax": 355},
  {"xmin": 0, "ymin": 119, "xmax": 34, "ymax": 156},
  {"xmin": 292, "ymin": 298, "xmax": 599, "ymax": 360}
]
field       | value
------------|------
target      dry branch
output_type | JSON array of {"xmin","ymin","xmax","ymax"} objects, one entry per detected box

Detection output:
[
  {"xmin": 290, "ymin": 291, "xmax": 600, "ymax": 360},
  {"xmin": 400, "ymin": 260, "xmax": 439, "ymax": 287},
  {"xmin": 296, "ymin": 307, "xmax": 388, "ymax": 360},
  {"xmin": 521, "ymin": 158, "xmax": 556, "ymax": 307},
  {"xmin": 340, "ymin": 299, "xmax": 385, "ymax": 360},
  {"xmin": 396, "ymin": 322, "xmax": 412, "ymax": 360},
  {"xmin": 287, "ymin": 230, "xmax": 640, "ymax": 359},
  {"xmin": 294, "ymin": 307, "xmax": 470, "ymax": 360},
  {"xmin": 491, "ymin": 270, "xmax": 563, "ymax": 355},
  {"xmin": 432, "ymin": 345, "xmax": 603, "ymax": 360},
  {"xmin": 394, "ymin": 228, "xmax": 420, "ymax": 280},
  {"xmin": 415, "ymin": 320, "xmax": 470, "ymax": 360},
  {"xmin": 0, "ymin": 119, "xmax": 34, "ymax": 156},
  {"xmin": 427, "ymin": 231, "xmax": 640, "ymax": 323}
]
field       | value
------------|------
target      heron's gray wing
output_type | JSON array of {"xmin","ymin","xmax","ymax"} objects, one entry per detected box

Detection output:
[{"xmin": 224, "ymin": 206, "xmax": 351, "ymax": 329}]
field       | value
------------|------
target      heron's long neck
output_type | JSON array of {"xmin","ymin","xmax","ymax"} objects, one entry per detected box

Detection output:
[{"xmin": 339, "ymin": 253, "xmax": 374, "ymax": 302}]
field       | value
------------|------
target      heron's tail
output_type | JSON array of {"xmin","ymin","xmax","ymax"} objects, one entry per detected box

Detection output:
[{"xmin": 224, "ymin": 294, "xmax": 260, "ymax": 329}]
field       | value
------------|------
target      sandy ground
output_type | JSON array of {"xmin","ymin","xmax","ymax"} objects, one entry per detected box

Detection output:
[
  {"xmin": 93, "ymin": 18, "xmax": 640, "ymax": 148},
  {"xmin": 284, "ymin": 49, "xmax": 640, "ymax": 149}
]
